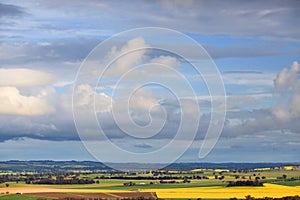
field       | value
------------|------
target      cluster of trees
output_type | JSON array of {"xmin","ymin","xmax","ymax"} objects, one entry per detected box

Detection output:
[
  {"xmin": 123, "ymin": 178, "xmax": 191, "ymax": 186},
  {"xmin": 96, "ymin": 175, "xmax": 209, "ymax": 180},
  {"xmin": 232, "ymin": 175, "xmax": 266, "ymax": 180},
  {"xmin": 123, "ymin": 182, "xmax": 136, "ymax": 186},
  {"xmin": 0, "ymin": 174, "xmax": 22, "ymax": 183},
  {"xmin": 159, "ymin": 179, "xmax": 190, "ymax": 184},
  {"xmin": 230, "ymin": 195, "xmax": 300, "ymax": 200},
  {"xmin": 227, "ymin": 180, "xmax": 263, "ymax": 187},
  {"xmin": 26, "ymin": 178, "xmax": 95, "ymax": 185},
  {"xmin": 0, "ymin": 172, "xmax": 97, "ymax": 185},
  {"xmin": 214, "ymin": 175, "xmax": 225, "ymax": 180}
]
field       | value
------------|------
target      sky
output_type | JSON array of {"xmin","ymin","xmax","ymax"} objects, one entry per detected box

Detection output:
[{"xmin": 0, "ymin": 0, "xmax": 300, "ymax": 163}]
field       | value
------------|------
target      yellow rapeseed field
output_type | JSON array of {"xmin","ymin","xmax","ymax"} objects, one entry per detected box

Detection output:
[
  {"xmin": 284, "ymin": 166, "xmax": 294, "ymax": 170},
  {"xmin": 254, "ymin": 168, "xmax": 271, "ymax": 171},
  {"xmin": 143, "ymin": 184, "xmax": 300, "ymax": 198}
]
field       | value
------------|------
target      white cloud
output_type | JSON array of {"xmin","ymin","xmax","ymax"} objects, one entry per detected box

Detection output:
[
  {"xmin": 103, "ymin": 38, "xmax": 181, "ymax": 78},
  {"xmin": 0, "ymin": 86, "xmax": 55, "ymax": 115},
  {"xmin": 127, "ymin": 87, "xmax": 158, "ymax": 111},
  {"xmin": 274, "ymin": 61, "xmax": 299, "ymax": 91},
  {"xmin": 0, "ymin": 68, "xmax": 54, "ymax": 87},
  {"xmin": 0, "ymin": 68, "xmax": 56, "ymax": 116},
  {"xmin": 272, "ymin": 94, "xmax": 300, "ymax": 122},
  {"xmin": 150, "ymin": 56, "xmax": 181, "ymax": 69}
]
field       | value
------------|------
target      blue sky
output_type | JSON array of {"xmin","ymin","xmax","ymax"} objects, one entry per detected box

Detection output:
[{"xmin": 0, "ymin": 0, "xmax": 300, "ymax": 163}]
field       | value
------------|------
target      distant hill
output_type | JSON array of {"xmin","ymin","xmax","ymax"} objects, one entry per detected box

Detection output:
[
  {"xmin": 0, "ymin": 160, "xmax": 110, "ymax": 171},
  {"xmin": 166, "ymin": 162, "xmax": 300, "ymax": 170},
  {"xmin": 0, "ymin": 160, "xmax": 299, "ymax": 172}
]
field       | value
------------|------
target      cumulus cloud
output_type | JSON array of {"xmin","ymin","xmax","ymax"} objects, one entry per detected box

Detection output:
[
  {"xmin": 272, "ymin": 61, "xmax": 300, "ymax": 122},
  {"xmin": 0, "ymin": 68, "xmax": 57, "ymax": 116},
  {"xmin": 274, "ymin": 61, "xmax": 300, "ymax": 91},
  {"xmin": 72, "ymin": 37, "xmax": 189, "ymax": 142},
  {"xmin": 105, "ymin": 37, "xmax": 149, "ymax": 76},
  {"xmin": 0, "ymin": 86, "xmax": 55, "ymax": 115},
  {"xmin": 0, "ymin": 68, "xmax": 55, "ymax": 87},
  {"xmin": 74, "ymin": 84, "xmax": 112, "ymax": 113},
  {"xmin": 99, "ymin": 37, "xmax": 182, "ymax": 82}
]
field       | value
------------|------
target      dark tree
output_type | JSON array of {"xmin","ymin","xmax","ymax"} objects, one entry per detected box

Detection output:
[{"xmin": 282, "ymin": 174, "xmax": 287, "ymax": 179}]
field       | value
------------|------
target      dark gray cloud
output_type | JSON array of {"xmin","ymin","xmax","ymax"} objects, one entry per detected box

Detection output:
[
  {"xmin": 0, "ymin": 38, "xmax": 100, "ymax": 65},
  {"xmin": 122, "ymin": 0, "xmax": 300, "ymax": 41},
  {"xmin": 205, "ymin": 44, "xmax": 282, "ymax": 59},
  {"xmin": 2, "ymin": 0, "xmax": 300, "ymax": 41},
  {"xmin": 0, "ymin": 3, "xmax": 26, "ymax": 18},
  {"xmin": 221, "ymin": 107, "xmax": 300, "ymax": 139},
  {"xmin": 163, "ymin": 0, "xmax": 300, "ymax": 41},
  {"xmin": 0, "ymin": 113, "xmax": 79, "ymax": 142},
  {"xmin": 134, "ymin": 143, "xmax": 153, "ymax": 149}
]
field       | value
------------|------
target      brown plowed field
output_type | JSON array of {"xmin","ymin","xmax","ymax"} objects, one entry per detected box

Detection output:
[{"xmin": 24, "ymin": 192, "xmax": 157, "ymax": 199}]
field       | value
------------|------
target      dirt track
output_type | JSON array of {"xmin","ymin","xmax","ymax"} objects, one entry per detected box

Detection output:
[{"xmin": 0, "ymin": 187, "xmax": 66, "ymax": 194}]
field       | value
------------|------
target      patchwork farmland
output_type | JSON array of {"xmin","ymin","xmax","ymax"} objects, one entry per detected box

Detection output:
[{"xmin": 0, "ymin": 161, "xmax": 300, "ymax": 199}]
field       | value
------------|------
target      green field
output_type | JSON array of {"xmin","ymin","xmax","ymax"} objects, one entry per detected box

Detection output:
[
  {"xmin": 74, "ymin": 181, "xmax": 226, "ymax": 190},
  {"xmin": 0, "ymin": 194, "xmax": 55, "ymax": 200},
  {"xmin": 271, "ymin": 180, "xmax": 300, "ymax": 186}
]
